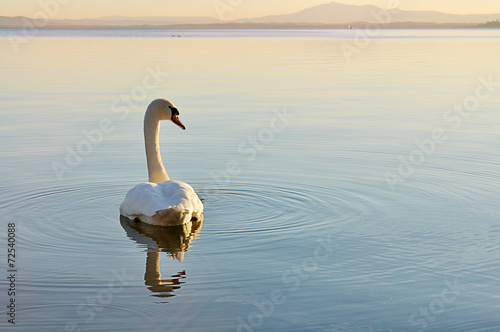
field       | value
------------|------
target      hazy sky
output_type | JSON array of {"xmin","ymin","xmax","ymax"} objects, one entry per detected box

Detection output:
[{"xmin": 2, "ymin": 0, "xmax": 500, "ymax": 20}]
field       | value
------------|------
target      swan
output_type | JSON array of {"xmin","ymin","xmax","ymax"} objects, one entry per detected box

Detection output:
[{"xmin": 119, "ymin": 99, "xmax": 203, "ymax": 226}]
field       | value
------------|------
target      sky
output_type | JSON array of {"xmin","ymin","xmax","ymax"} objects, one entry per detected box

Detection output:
[{"xmin": 2, "ymin": 0, "xmax": 500, "ymax": 20}]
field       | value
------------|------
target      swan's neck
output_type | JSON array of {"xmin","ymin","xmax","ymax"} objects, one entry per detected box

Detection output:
[
  {"xmin": 144, "ymin": 110, "xmax": 169, "ymax": 183},
  {"xmin": 144, "ymin": 250, "xmax": 161, "ymax": 283}
]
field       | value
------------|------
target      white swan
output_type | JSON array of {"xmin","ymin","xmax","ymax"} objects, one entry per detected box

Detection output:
[{"xmin": 120, "ymin": 99, "xmax": 203, "ymax": 226}]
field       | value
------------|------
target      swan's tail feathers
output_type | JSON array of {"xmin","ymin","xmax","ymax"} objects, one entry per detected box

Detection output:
[
  {"xmin": 120, "ymin": 208, "xmax": 203, "ymax": 226},
  {"xmin": 153, "ymin": 208, "xmax": 190, "ymax": 225}
]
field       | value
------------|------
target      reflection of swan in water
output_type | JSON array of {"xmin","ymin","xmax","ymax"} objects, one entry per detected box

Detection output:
[{"xmin": 120, "ymin": 216, "xmax": 203, "ymax": 298}]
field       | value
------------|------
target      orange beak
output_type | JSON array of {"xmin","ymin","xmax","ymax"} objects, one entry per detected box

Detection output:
[{"xmin": 171, "ymin": 114, "xmax": 186, "ymax": 130}]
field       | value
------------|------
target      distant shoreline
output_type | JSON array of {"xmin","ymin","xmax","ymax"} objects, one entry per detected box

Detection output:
[
  {"xmin": 2, "ymin": 2, "xmax": 499, "ymax": 30},
  {"xmin": 1, "ymin": 23, "xmax": 499, "ymax": 29}
]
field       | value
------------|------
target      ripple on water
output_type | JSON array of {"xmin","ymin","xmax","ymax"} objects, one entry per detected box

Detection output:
[
  {"xmin": 198, "ymin": 181, "xmax": 384, "ymax": 235},
  {"xmin": 4, "ymin": 161, "xmax": 493, "ymax": 254},
  {"xmin": 1, "ymin": 181, "xmax": 130, "ymax": 254},
  {"xmin": 0, "ymin": 302, "xmax": 169, "ymax": 331}
]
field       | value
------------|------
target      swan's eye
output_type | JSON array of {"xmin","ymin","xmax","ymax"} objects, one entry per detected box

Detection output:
[{"xmin": 168, "ymin": 106, "xmax": 179, "ymax": 116}]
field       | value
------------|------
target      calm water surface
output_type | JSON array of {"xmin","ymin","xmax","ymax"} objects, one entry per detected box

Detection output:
[{"xmin": 0, "ymin": 28, "xmax": 500, "ymax": 331}]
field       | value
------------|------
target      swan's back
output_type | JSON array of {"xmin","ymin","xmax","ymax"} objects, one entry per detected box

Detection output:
[{"xmin": 120, "ymin": 180, "xmax": 203, "ymax": 226}]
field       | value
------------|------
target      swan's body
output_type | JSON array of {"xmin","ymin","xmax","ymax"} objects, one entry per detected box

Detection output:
[{"xmin": 120, "ymin": 99, "xmax": 203, "ymax": 226}]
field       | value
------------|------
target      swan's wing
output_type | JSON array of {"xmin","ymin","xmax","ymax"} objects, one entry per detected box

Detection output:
[
  {"xmin": 160, "ymin": 180, "xmax": 203, "ymax": 213},
  {"xmin": 120, "ymin": 181, "xmax": 203, "ymax": 218},
  {"xmin": 120, "ymin": 182, "xmax": 165, "ymax": 218}
]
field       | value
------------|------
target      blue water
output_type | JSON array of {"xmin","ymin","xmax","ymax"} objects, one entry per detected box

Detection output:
[{"xmin": 0, "ymin": 28, "xmax": 499, "ymax": 331}]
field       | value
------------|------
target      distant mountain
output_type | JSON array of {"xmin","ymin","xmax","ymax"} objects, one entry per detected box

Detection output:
[
  {"xmin": 235, "ymin": 2, "xmax": 380, "ymax": 24},
  {"xmin": 90, "ymin": 16, "xmax": 222, "ymax": 25},
  {"xmin": 0, "ymin": 15, "xmax": 222, "ymax": 27},
  {"xmin": 0, "ymin": 16, "xmax": 27, "ymax": 27},
  {"xmin": 235, "ymin": 2, "xmax": 500, "ymax": 24},
  {"xmin": 1, "ymin": 2, "xmax": 499, "ymax": 28}
]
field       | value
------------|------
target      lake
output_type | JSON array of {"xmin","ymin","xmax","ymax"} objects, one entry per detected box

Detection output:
[{"xmin": 0, "ymin": 27, "xmax": 499, "ymax": 331}]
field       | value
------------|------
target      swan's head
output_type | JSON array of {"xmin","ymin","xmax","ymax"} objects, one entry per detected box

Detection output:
[{"xmin": 148, "ymin": 99, "xmax": 186, "ymax": 130}]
